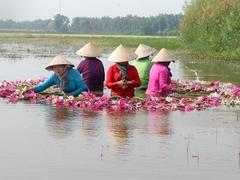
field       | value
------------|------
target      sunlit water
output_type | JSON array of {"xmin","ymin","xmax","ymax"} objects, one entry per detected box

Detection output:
[{"xmin": 0, "ymin": 43, "xmax": 240, "ymax": 179}]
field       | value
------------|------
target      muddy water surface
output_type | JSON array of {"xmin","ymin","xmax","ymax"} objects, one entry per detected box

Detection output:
[{"xmin": 0, "ymin": 43, "xmax": 240, "ymax": 179}]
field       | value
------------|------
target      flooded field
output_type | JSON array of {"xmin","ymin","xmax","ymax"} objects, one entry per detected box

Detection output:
[{"xmin": 1, "ymin": 42, "xmax": 240, "ymax": 179}]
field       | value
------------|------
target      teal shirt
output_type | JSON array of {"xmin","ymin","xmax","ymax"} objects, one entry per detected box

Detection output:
[
  {"xmin": 34, "ymin": 68, "xmax": 88, "ymax": 97},
  {"xmin": 133, "ymin": 58, "xmax": 153, "ymax": 89}
]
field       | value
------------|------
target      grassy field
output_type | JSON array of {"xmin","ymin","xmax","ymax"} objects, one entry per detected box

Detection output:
[
  {"xmin": 1, "ymin": 32, "xmax": 239, "ymax": 60},
  {"xmin": 0, "ymin": 32, "xmax": 181, "ymax": 50}
]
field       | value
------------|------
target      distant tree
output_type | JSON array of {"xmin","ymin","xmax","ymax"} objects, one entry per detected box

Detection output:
[
  {"xmin": 0, "ymin": 14, "xmax": 182, "ymax": 35},
  {"xmin": 46, "ymin": 20, "xmax": 55, "ymax": 32},
  {"xmin": 70, "ymin": 17, "xmax": 81, "ymax": 32},
  {"xmin": 53, "ymin": 14, "xmax": 70, "ymax": 33}
]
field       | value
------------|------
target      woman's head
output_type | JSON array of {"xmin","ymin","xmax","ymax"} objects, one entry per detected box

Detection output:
[
  {"xmin": 135, "ymin": 44, "xmax": 156, "ymax": 59},
  {"xmin": 159, "ymin": 61, "xmax": 171, "ymax": 66},
  {"xmin": 117, "ymin": 62, "xmax": 129, "ymax": 66},
  {"xmin": 45, "ymin": 55, "xmax": 74, "ymax": 71},
  {"xmin": 108, "ymin": 44, "xmax": 137, "ymax": 63},
  {"xmin": 117, "ymin": 62, "xmax": 129, "ymax": 80},
  {"xmin": 152, "ymin": 48, "xmax": 176, "ymax": 64},
  {"xmin": 76, "ymin": 42, "xmax": 102, "ymax": 58},
  {"xmin": 53, "ymin": 65, "xmax": 68, "ymax": 76}
]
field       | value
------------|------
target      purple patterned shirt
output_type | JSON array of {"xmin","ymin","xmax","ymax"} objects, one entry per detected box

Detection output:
[{"xmin": 77, "ymin": 57, "xmax": 105, "ymax": 91}]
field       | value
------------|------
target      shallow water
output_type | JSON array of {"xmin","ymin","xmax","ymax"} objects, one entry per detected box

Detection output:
[{"xmin": 0, "ymin": 44, "xmax": 240, "ymax": 179}]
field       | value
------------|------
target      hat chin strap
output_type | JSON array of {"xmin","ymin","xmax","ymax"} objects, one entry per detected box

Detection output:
[{"xmin": 58, "ymin": 66, "xmax": 68, "ymax": 76}]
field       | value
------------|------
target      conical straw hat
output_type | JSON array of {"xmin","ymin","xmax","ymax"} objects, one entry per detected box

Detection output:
[
  {"xmin": 108, "ymin": 44, "xmax": 137, "ymax": 63},
  {"xmin": 152, "ymin": 48, "xmax": 175, "ymax": 63},
  {"xmin": 76, "ymin": 42, "xmax": 102, "ymax": 57},
  {"xmin": 45, "ymin": 55, "xmax": 74, "ymax": 71},
  {"xmin": 135, "ymin": 44, "xmax": 156, "ymax": 59}
]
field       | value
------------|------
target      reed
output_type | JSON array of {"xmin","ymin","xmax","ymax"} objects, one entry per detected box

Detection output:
[{"xmin": 180, "ymin": 0, "xmax": 240, "ymax": 60}]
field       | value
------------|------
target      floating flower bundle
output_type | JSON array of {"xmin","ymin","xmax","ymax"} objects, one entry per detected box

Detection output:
[{"xmin": 1, "ymin": 78, "xmax": 240, "ymax": 112}]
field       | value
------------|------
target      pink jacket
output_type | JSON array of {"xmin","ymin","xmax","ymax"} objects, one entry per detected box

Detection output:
[{"xmin": 146, "ymin": 63, "xmax": 172, "ymax": 96}]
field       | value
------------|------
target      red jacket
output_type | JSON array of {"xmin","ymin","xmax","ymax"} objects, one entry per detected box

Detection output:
[{"xmin": 106, "ymin": 64, "xmax": 141, "ymax": 97}]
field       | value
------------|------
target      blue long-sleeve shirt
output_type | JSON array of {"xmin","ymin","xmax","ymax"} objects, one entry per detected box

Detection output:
[{"xmin": 34, "ymin": 68, "xmax": 88, "ymax": 97}]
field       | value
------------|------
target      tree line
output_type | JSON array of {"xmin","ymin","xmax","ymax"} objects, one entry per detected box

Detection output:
[{"xmin": 0, "ymin": 14, "xmax": 182, "ymax": 36}]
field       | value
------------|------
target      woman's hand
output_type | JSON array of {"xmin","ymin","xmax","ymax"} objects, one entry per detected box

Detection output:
[
  {"xmin": 64, "ymin": 93, "xmax": 72, "ymax": 96},
  {"xmin": 125, "ymin": 80, "xmax": 134, "ymax": 85},
  {"xmin": 116, "ymin": 80, "xmax": 134, "ymax": 89},
  {"xmin": 22, "ymin": 87, "xmax": 34, "ymax": 94},
  {"xmin": 116, "ymin": 80, "xmax": 126, "ymax": 87}
]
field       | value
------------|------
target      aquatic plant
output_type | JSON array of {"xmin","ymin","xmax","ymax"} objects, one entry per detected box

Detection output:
[{"xmin": 1, "ymin": 78, "xmax": 240, "ymax": 112}]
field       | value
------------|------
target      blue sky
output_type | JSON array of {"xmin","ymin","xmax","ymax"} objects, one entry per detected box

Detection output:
[{"xmin": 0, "ymin": 0, "xmax": 187, "ymax": 21}]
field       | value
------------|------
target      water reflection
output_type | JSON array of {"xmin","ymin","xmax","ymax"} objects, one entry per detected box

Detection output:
[
  {"xmin": 179, "ymin": 54, "xmax": 240, "ymax": 83},
  {"xmin": 46, "ymin": 106, "xmax": 77, "ymax": 139},
  {"xmin": 105, "ymin": 109, "xmax": 136, "ymax": 154},
  {"xmin": 1, "ymin": 46, "xmax": 240, "ymax": 179},
  {"xmin": 79, "ymin": 109, "xmax": 101, "ymax": 138},
  {"xmin": 148, "ymin": 111, "xmax": 172, "ymax": 136},
  {"xmin": 134, "ymin": 111, "xmax": 149, "ymax": 134}
]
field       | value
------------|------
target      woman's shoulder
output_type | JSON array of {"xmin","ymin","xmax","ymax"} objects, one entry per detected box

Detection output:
[
  {"xmin": 108, "ymin": 64, "xmax": 118, "ymax": 70},
  {"xmin": 93, "ymin": 58, "xmax": 104, "ymax": 67},
  {"xmin": 150, "ymin": 63, "xmax": 168, "ymax": 73},
  {"xmin": 48, "ymin": 73, "xmax": 58, "ymax": 79},
  {"xmin": 129, "ymin": 64, "xmax": 138, "ymax": 70},
  {"xmin": 85, "ymin": 58, "xmax": 102, "ymax": 63},
  {"xmin": 153, "ymin": 63, "xmax": 167, "ymax": 69},
  {"xmin": 68, "ymin": 68, "xmax": 81, "ymax": 76},
  {"xmin": 95, "ymin": 58, "xmax": 103, "ymax": 62}
]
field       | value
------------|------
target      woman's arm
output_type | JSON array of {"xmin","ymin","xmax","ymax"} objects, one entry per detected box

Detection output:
[
  {"xmin": 126, "ymin": 66, "xmax": 141, "ymax": 88},
  {"xmin": 105, "ymin": 66, "xmax": 121, "ymax": 89},
  {"xmin": 70, "ymin": 70, "xmax": 88, "ymax": 97},
  {"xmin": 158, "ymin": 70, "xmax": 172, "ymax": 94},
  {"xmin": 77, "ymin": 61, "xmax": 84, "ymax": 73},
  {"xmin": 34, "ymin": 74, "xmax": 56, "ymax": 93},
  {"xmin": 70, "ymin": 80, "xmax": 88, "ymax": 97}
]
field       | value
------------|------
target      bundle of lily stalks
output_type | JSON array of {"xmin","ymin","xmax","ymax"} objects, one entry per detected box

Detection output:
[{"xmin": 1, "ymin": 78, "xmax": 240, "ymax": 112}]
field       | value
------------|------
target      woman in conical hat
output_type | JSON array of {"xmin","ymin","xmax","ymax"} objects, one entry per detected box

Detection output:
[
  {"xmin": 106, "ymin": 44, "xmax": 141, "ymax": 98},
  {"xmin": 146, "ymin": 48, "xmax": 175, "ymax": 96},
  {"xmin": 76, "ymin": 42, "xmax": 105, "ymax": 96},
  {"xmin": 133, "ymin": 44, "xmax": 156, "ymax": 90},
  {"xmin": 28, "ymin": 55, "xmax": 88, "ymax": 97}
]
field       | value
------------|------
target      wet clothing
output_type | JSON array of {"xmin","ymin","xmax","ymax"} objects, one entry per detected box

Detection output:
[
  {"xmin": 106, "ymin": 64, "xmax": 141, "ymax": 97},
  {"xmin": 34, "ymin": 68, "xmax": 88, "ymax": 97},
  {"xmin": 133, "ymin": 57, "xmax": 153, "ymax": 90},
  {"xmin": 146, "ymin": 63, "xmax": 173, "ymax": 96},
  {"xmin": 77, "ymin": 57, "xmax": 105, "ymax": 92}
]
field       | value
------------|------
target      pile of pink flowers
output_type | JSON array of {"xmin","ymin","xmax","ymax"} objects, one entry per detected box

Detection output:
[{"xmin": 1, "ymin": 78, "xmax": 240, "ymax": 112}]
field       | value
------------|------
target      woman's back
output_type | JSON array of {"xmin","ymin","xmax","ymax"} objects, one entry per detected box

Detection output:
[{"xmin": 77, "ymin": 58, "xmax": 105, "ymax": 91}]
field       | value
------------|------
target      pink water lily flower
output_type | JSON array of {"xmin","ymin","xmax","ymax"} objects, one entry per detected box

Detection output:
[
  {"xmin": 184, "ymin": 104, "xmax": 195, "ymax": 111},
  {"xmin": 209, "ymin": 96, "xmax": 221, "ymax": 106},
  {"xmin": 1, "ymin": 78, "xmax": 240, "ymax": 112}
]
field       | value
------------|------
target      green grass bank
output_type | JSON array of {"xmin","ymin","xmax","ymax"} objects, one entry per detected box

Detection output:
[{"xmin": 0, "ymin": 32, "xmax": 181, "ymax": 50}]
